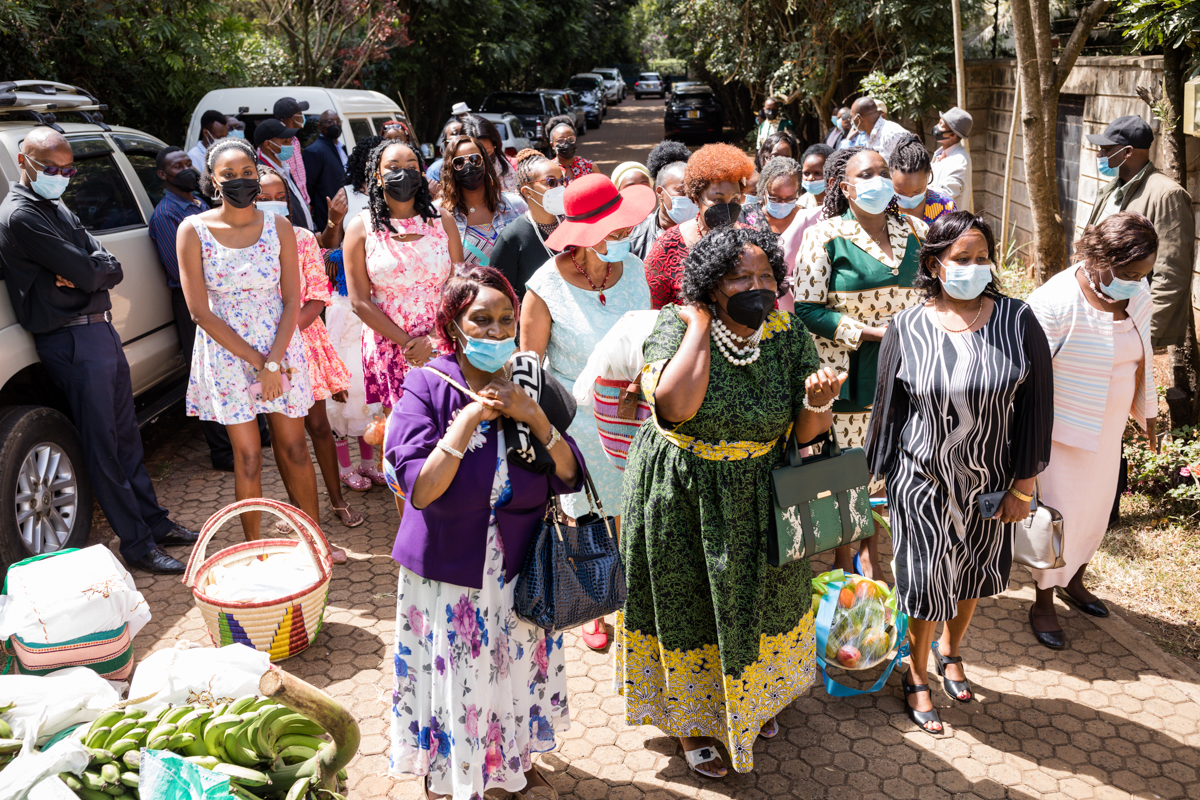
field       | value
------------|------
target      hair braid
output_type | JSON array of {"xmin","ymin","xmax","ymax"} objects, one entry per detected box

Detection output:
[
  {"xmin": 366, "ymin": 140, "xmax": 436, "ymax": 234},
  {"xmin": 515, "ymin": 148, "xmax": 551, "ymax": 186},
  {"xmin": 820, "ymin": 146, "xmax": 859, "ymax": 220}
]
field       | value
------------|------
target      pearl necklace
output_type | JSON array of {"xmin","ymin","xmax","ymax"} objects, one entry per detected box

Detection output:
[
  {"xmin": 711, "ymin": 316, "xmax": 763, "ymax": 366},
  {"xmin": 1082, "ymin": 268, "xmax": 1119, "ymax": 305}
]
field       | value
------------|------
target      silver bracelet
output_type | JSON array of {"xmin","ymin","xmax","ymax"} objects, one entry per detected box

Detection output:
[
  {"xmin": 436, "ymin": 440, "xmax": 464, "ymax": 460},
  {"xmin": 542, "ymin": 425, "xmax": 562, "ymax": 450},
  {"xmin": 804, "ymin": 396, "xmax": 836, "ymax": 413}
]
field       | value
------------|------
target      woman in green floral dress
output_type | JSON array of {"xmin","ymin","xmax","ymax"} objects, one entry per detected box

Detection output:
[{"xmin": 616, "ymin": 226, "xmax": 845, "ymax": 778}]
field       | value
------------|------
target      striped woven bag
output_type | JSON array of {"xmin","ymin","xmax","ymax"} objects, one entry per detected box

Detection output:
[{"xmin": 592, "ymin": 376, "xmax": 652, "ymax": 471}]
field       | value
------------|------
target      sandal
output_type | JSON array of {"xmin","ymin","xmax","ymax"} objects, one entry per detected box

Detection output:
[
  {"xmin": 332, "ymin": 504, "xmax": 364, "ymax": 528},
  {"xmin": 681, "ymin": 739, "xmax": 727, "ymax": 779},
  {"xmin": 581, "ymin": 619, "xmax": 607, "ymax": 651},
  {"xmin": 517, "ymin": 768, "xmax": 559, "ymax": 799},
  {"xmin": 339, "ymin": 469, "xmax": 372, "ymax": 492},
  {"xmin": 900, "ymin": 671, "xmax": 943, "ymax": 734},
  {"xmin": 357, "ymin": 464, "xmax": 387, "ymax": 486},
  {"xmin": 758, "ymin": 716, "xmax": 779, "ymax": 739},
  {"xmin": 931, "ymin": 641, "xmax": 972, "ymax": 702},
  {"xmin": 274, "ymin": 519, "xmax": 291, "ymax": 534}
]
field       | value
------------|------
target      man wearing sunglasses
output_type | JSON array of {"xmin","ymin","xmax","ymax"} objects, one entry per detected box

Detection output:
[{"xmin": 0, "ymin": 128, "xmax": 199, "ymax": 574}]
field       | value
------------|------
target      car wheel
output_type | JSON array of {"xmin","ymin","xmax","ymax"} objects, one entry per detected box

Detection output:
[{"xmin": 0, "ymin": 406, "xmax": 93, "ymax": 581}]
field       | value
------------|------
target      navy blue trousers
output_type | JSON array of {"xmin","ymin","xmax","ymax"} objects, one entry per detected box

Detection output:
[{"xmin": 35, "ymin": 322, "xmax": 171, "ymax": 562}]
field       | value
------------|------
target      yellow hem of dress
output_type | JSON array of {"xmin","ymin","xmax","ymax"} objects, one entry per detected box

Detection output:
[{"xmin": 613, "ymin": 609, "xmax": 815, "ymax": 773}]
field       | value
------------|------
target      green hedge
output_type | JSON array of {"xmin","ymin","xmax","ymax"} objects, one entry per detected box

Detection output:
[{"xmin": 647, "ymin": 58, "xmax": 687, "ymax": 76}]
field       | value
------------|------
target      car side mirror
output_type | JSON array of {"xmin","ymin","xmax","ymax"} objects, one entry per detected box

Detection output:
[{"xmin": 420, "ymin": 143, "xmax": 434, "ymax": 160}]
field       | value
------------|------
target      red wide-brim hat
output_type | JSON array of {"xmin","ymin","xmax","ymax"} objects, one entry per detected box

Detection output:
[{"xmin": 544, "ymin": 172, "xmax": 657, "ymax": 251}]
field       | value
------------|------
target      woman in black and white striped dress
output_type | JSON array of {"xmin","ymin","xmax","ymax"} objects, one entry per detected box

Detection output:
[{"xmin": 865, "ymin": 212, "xmax": 1053, "ymax": 735}]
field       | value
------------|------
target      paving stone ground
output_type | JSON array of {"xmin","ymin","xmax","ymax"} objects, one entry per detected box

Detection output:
[{"xmin": 98, "ymin": 98, "xmax": 1200, "ymax": 800}]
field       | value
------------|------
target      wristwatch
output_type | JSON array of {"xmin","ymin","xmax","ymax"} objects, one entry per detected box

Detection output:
[{"xmin": 264, "ymin": 361, "xmax": 280, "ymax": 373}]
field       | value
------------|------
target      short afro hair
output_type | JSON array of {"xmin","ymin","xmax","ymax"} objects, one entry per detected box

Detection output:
[
  {"xmin": 681, "ymin": 226, "xmax": 787, "ymax": 305},
  {"xmin": 199, "ymin": 109, "xmax": 226, "ymax": 131},
  {"xmin": 801, "ymin": 143, "xmax": 833, "ymax": 164},
  {"xmin": 646, "ymin": 140, "xmax": 692, "ymax": 180},
  {"xmin": 682, "ymin": 143, "xmax": 754, "ymax": 203},
  {"xmin": 155, "ymin": 146, "xmax": 184, "ymax": 172},
  {"xmin": 547, "ymin": 115, "xmax": 577, "ymax": 139}
]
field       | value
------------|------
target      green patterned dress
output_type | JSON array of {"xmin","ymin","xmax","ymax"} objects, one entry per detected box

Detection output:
[{"xmin": 615, "ymin": 305, "xmax": 819, "ymax": 773}]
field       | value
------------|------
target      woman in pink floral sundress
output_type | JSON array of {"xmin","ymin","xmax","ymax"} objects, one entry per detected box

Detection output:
[{"xmin": 344, "ymin": 140, "xmax": 465, "ymax": 410}]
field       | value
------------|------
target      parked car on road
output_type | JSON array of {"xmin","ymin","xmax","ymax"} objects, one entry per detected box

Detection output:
[
  {"xmin": 634, "ymin": 72, "xmax": 665, "ymax": 99},
  {"xmin": 567, "ymin": 75, "xmax": 607, "ymax": 126},
  {"xmin": 538, "ymin": 89, "xmax": 587, "ymax": 136},
  {"xmin": 591, "ymin": 68, "xmax": 627, "ymax": 103},
  {"xmin": 664, "ymin": 84, "xmax": 725, "ymax": 140},
  {"xmin": 479, "ymin": 91, "xmax": 557, "ymax": 149},
  {"xmin": 478, "ymin": 112, "xmax": 532, "ymax": 157},
  {"xmin": 0, "ymin": 80, "xmax": 191, "ymax": 576},
  {"xmin": 187, "ymin": 86, "xmax": 418, "ymax": 163}
]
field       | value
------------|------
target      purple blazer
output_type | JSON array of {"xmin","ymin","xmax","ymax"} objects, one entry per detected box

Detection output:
[{"xmin": 385, "ymin": 354, "xmax": 585, "ymax": 588}]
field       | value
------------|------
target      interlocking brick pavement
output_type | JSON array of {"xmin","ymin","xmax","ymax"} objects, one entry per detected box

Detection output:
[{"xmin": 96, "ymin": 98, "xmax": 1200, "ymax": 799}]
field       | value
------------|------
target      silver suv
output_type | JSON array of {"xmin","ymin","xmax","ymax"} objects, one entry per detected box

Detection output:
[{"xmin": 0, "ymin": 81, "xmax": 187, "ymax": 575}]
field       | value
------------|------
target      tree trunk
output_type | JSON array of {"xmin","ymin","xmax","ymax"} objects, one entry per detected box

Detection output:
[{"xmin": 1160, "ymin": 45, "xmax": 1200, "ymax": 430}]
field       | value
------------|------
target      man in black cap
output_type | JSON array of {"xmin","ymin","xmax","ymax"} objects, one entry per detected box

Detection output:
[
  {"xmin": 0, "ymin": 128, "xmax": 198, "ymax": 573},
  {"xmin": 254, "ymin": 117, "xmax": 315, "ymax": 231},
  {"xmin": 273, "ymin": 96, "xmax": 311, "ymax": 206},
  {"xmin": 1086, "ymin": 114, "xmax": 1195, "ymax": 348}
]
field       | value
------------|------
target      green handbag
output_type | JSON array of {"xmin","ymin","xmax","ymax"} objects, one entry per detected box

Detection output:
[{"xmin": 768, "ymin": 428, "xmax": 873, "ymax": 566}]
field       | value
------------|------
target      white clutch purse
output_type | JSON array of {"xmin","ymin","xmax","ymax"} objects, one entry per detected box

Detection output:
[{"xmin": 1011, "ymin": 480, "xmax": 1066, "ymax": 571}]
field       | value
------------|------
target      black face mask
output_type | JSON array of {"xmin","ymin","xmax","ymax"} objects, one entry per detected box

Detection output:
[
  {"xmin": 456, "ymin": 164, "xmax": 485, "ymax": 191},
  {"xmin": 933, "ymin": 127, "xmax": 953, "ymax": 141},
  {"xmin": 703, "ymin": 201, "xmax": 741, "ymax": 230},
  {"xmin": 719, "ymin": 288, "xmax": 775, "ymax": 330},
  {"xmin": 324, "ymin": 123, "xmax": 342, "ymax": 140},
  {"xmin": 218, "ymin": 178, "xmax": 261, "ymax": 209},
  {"xmin": 383, "ymin": 168, "xmax": 422, "ymax": 202},
  {"xmin": 554, "ymin": 141, "xmax": 577, "ymax": 161},
  {"xmin": 171, "ymin": 168, "xmax": 200, "ymax": 193},
  {"xmin": 762, "ymin": 108, "xmax": 778, "ymax": 119}
]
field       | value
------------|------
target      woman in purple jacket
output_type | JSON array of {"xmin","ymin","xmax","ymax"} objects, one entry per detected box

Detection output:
[{"xmin": 384, "ymin": 266, "xmax": 584, "ymax": 800}]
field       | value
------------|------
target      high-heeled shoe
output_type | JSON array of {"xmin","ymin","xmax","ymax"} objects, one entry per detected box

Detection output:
[
  {"xmin": 931, "ymin": 641, "xmax": 972, "ymax": 702},
  {"xmin": 900, "ymin": 671, "xmax": 944, "ymax": 734}
]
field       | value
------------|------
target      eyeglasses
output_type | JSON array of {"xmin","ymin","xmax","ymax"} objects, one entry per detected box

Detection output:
[
  {"xmin": 382, "ymin": 123, "xmax": 405, "ymax": 132},
  {"xmin": 24, "ymin": 154, "xmax": 77, "ymax": 178},
  {"xmin": 555, "ymin": 138, "xmax": 577, "ymax": 146},
  {"xmin": 537, "ymin": 176, "xmax": 563, "ymax": 188},
  {"xmin": 451, "ymin": 153, "xmax": 484, "ymax": 170}
]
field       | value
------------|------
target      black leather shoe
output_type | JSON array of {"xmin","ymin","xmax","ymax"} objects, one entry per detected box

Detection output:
[
  {"xmin": 900, "ymin": 671, "xmax": 944, "ymax": 734},
  {"xmin": 931, "ymin": 641, "xmax": 973, "ymax": 702},
  {"xmin": 157, "ymin": 522, "xmax": 200, "ymax": 547},
  {"xmin": 131, "ymin": 547, "xmax": 186, "ymax": 574},
  {"xmin": 1055, "ymin": 586, "xmax": 1109, "ymax": 618},
  {"xmin": 1029, "ymin": 608, "xmax": 1066, "ymax": 650}
]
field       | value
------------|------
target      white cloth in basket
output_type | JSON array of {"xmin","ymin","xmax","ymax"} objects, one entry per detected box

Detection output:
[
  {"xmin": 0, "ymin": 545, "xmax": 150, "ymax": 644},
  {"xmin": 572, "ymin": 310, "xmax": 660, "ymax": 407},
  {"xmin": 127, "ymin": 643, "xmax": 270, "ymax": 711},
  {"xmin": 202, "ymin": 548, "xmax": 320, "ymax": 603}
]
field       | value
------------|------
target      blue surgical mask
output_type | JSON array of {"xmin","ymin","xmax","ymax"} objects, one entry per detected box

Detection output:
[
  {"xmin": 256, "ymin": 200, "xmax": 290, "ymax": 217},
  {"xmin": 802, "ymin": 179, "xmax": 825, "ymax": 196},
  {"xmin": 277, "ymin": 144, "xmax": 294, "ymax": 161},
  {"xmin": 595, "ymin": 237, "xmax": 630, "ymax": 263},
  {"xmin": 849, "ymin": 176, "xmax": 894, "ymax": 215},
  {"xmin": 831, "ymin": 116, "xmax": 839, "ymax": 129},
  {"xmin": 455, "ymin": 322, "xmax": 517, "ymax": 374},
  {"xmin": 896, "ymin": 191, "xmax": 926, "ymax": 210},
  {"xmin": 665, "ymin": 194, "xmax": 698, "ymax": 224},
  {"xmin": 939, "ymin": 261, "xmax": 993, "ymax": 301},
  {"xmin": 1095, "ymin": 269, "xmax": 1144, "ymax": 302},
  {"xmin": 764, "ymin": 199, "xmax": 797, "ymax": 219},
  {"xmin": 1097, "ymin": 151, "xmax": 1126, "ymax": 179},
  {"xmin": 228, "ymin": 129, "xmax": 245, "ymax": 140}
]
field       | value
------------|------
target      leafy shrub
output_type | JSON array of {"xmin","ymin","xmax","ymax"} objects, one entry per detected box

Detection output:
[{"xmin": 1123, "ymin": 423, "xmax": 1200, "ymax": 510}]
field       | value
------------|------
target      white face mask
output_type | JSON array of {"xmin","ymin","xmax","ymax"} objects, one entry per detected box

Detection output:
[{"xmin": 256, "ymin": 200, "xmax": 290, "ymax": 218}]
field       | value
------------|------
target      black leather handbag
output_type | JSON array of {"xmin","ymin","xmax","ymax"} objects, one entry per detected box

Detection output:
[{"xmin": 514, "ymin": 471, "xmax": 627, "ymax": 632}]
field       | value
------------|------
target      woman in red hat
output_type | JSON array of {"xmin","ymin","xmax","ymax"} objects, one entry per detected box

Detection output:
[{"xmin": 521, "ymin": 172, "xmax": 655, "ymax": 650}]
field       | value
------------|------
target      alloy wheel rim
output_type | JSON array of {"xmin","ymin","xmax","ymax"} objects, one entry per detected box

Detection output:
[{"xmin": 15, "ymin": 442, "xmax": 78, "ymax": 555}]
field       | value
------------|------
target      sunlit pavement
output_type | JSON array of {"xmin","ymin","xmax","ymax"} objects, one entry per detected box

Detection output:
[{"xmin": 98, "ymin": 97, "xmax": 1200, "ymax": 799}]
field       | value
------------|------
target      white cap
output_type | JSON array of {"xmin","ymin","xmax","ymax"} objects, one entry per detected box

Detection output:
[{"xmin": 451, "ymin": 102, "xmax": 471, "ymax": 116}]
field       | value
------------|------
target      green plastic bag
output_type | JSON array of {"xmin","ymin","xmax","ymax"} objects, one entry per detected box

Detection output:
[{"xmin": 139, "ymin": 749, "xmax": 231, "ymax": 799}]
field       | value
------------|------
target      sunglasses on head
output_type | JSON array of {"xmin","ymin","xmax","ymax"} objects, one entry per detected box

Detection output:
[
  {"xmin": 451, "ymin": 153, "xmax": 484, "ymax": 170},
  {"xmin": 24, "ymin": 154, "xmax": 77, "ymax": 178}
]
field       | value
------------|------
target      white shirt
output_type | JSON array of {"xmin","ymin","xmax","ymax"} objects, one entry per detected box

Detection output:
[
  {"xmin": 931, "ymin": 142, "xmax": 973, "ymax": 212},
  {"xmin": 342, "ymin": 185, "xmax": 369, "ymax": 231},
  {"xmin": 187, "ymin": 142, "xmax": 207, "ymax": 174},
  {"xmin": 840, "ymin": 116, "xmax": 910, "ymax": 162}
]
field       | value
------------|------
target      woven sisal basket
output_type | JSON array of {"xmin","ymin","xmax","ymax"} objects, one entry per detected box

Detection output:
[{"xmin": 182, "ymin": 498, "xmax": 332, "ymax": 661}]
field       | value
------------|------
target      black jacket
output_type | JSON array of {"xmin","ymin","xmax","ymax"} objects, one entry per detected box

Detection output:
[{"xmin": 302, "ymin": 135, "xmax": 347, "ymax": 230}]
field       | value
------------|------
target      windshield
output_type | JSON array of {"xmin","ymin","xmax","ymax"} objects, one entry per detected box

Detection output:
[
  {"xmin": 639, "ymin": 74, "xmax": 659, "ymax": 81},
  {"xmin": 480, "ymin": 93, "xmax": 543, "ymax": 114},
  {"xmin": 568, "ymin": 78, "xmax": 600, "ymax": 92}
]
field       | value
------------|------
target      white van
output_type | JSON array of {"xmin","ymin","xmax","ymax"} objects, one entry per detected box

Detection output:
[{"xmin": 186, "ymin": 86, "xmax": 422, "ymax": 160}]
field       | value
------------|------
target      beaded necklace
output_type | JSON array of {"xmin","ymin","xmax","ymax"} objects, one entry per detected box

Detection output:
[{"xmin": 569, "ymin": 247, "xmax": 614, "ymax": 306}]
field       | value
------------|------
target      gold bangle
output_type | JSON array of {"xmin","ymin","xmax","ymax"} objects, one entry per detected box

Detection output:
[{"xmin": 1008, "ymin": 486, "xmax": 1033, "ymax": 503}]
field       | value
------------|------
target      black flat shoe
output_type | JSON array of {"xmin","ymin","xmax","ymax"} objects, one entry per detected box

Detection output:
[
  {"xmin": 900, "ymin": 671, "xmax": 943, "ymax": 734},
  {"xmin": 1055, "ymin": 586, "xmax": 1109, "ymax": 618},
  {"xmin": 931, "ymin": 641, "xmax": 973, "ymax": 702},
  {"xmin": 131, "ymin": 546, "xmax": 186, "ymax": 574},
  {"xmin": 1028, "ymin": 607, "xmax": 1066, "ymax": 650},
  {"xmin": 157, "ymin": 522, "xmax": 200, "ymax": 547}
]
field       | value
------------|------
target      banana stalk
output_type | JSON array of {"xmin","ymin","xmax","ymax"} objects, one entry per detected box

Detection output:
[{"xmin": 258, "ymin": 669, "xmax": 359, "ymax": 793}]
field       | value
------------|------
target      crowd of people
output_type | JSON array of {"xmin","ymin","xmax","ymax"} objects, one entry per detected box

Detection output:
[{"xmin": 0, "ymin": 86, "xmax": 1191, "ymax": 800}]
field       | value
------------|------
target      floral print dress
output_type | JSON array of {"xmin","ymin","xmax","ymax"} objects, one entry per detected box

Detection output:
[
  {"xmin": 295, "ymin": 228, "xmax": 351, "ymax": 401},
  {"xmin": 390, "ymin": 427, "xmax": 570, "ymax": 799},
  {"xmin": 360, "ymin": 210, "xmax": 452, "ymax": 407},
  {"xmin": 185, "ymin": 212, "xmax": 312, "ymax": 425}
]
